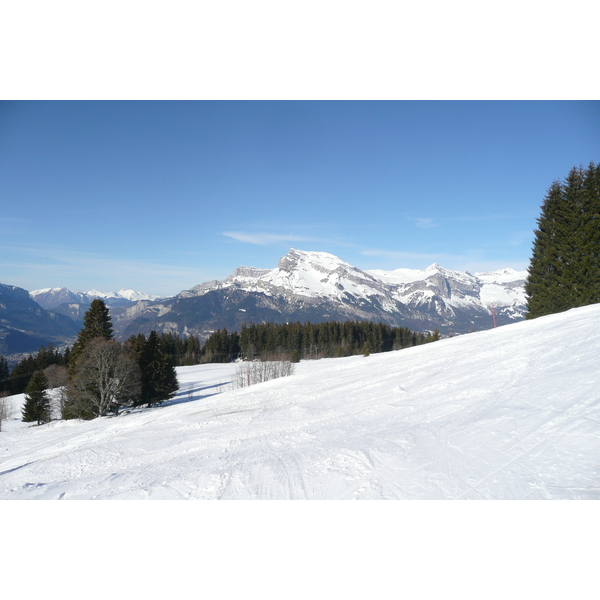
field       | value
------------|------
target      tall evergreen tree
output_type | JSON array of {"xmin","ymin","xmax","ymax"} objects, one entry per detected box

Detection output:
[
  {"xmin": 525, "ymin": 180, "xmax": 565, "ymax": 318},
  {"xmin": 137, "ymin": 331, "xmax": 179, "ymax": 407},
  {"xmin": 69, "ymin": 299, "xmax": 114, "ymax": 368},
  {"xmin": 22, "ymin": 370, "xmax": 51, "ymax": 425},
  {"xmin": 580, "ymin": 162, "xmax": 600, "ymax": 304},
  {"xmin": 526, "ymin": 162, "xmax": 600, "ymax": 319}
]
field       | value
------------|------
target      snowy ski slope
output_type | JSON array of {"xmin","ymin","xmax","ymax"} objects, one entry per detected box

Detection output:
[{"xmin": 1, "ymin": 303, "xmax": 599, "ymax": 499}]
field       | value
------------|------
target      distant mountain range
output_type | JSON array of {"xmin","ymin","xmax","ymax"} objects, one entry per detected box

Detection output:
[
  {"xmin": 0, "ymin": 249, "xmax": 528, "ymax": 356},
  {"xmin": 0, "ymin": 283, "xmax": 80, "ymax": 356},
  {"xmin": 31, "ymin": 287, "xmax": 159, "ymax": 309},
  {"xmin": 0, "ymin": 286, "xmax": 159, "ymax": 357},
  {"xmin": 29, "ymin": 287, "xmax": 160, "ymax": 324},
  {"xmin": 113, "ymin": 249, "xmax": 527, "ymax": 340}
]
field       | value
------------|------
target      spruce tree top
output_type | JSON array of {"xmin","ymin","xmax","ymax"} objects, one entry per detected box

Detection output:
[
  {"xmin": 70, "ymin": 299, "xmax": 114, "ymax": 366},
  {"xmin": 81, "ymin": 299, "xmax": 114, "ymax": 340}
]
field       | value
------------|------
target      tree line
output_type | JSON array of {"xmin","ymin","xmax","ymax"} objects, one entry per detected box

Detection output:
[
  {"xmin": 156, "ymin": 320, "xmax": 438, "ymax": 365},
  {"xmin": 1, "ymin": 314, "xmax": 439, "ymax": 406},
  {"xmin": 238, "ymin": 320, "xmax": 438, "ymax": 361},
  {"xmin": 526, "ymin": 162, "xmax": 600, "ymax": 319}
]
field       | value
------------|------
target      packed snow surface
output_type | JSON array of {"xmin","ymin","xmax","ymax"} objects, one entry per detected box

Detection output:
[{"xmin": 2, "ymin": 304, "xmax": 599, "ymax": 499}]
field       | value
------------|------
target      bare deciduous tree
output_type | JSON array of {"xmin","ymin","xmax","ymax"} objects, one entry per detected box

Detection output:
[
  {"xmin": 0, "ymin": 391, "xmax": 11, "ymax": 432},
  {"xmin": 66, "ymin": 339, "xmax": 141, "ymax": 419},
  {"xmin": 232, "ymin": 360, "xmax": 295, "ymax": 389},
  {"xmin": 44, "ymin": 364, "xmax": 68, "ymax": 420}
]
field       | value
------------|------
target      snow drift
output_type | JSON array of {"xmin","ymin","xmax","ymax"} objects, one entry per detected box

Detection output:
[{"xmin": 1, "ymin": 303, "xmax": 599, "ymax": 499}]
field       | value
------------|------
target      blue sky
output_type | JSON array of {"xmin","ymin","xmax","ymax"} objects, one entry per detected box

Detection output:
[{"xmin": 1, "ymin": 101, "xmax": 599, "ymax": 297}]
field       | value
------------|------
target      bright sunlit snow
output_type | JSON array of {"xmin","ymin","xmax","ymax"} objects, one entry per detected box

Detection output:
[{"xmin": 1, "ymin": 304, "xmax": 599, "ymax": 499}]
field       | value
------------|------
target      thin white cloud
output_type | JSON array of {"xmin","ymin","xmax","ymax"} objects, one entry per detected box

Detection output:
[
  {"xmin": 414, "ymin": 218, "xmax": 438, "ymax": 229},
  {"xmin": 481, "ymin": 230, "xmax": 533, "ymax": 248},
  {"xmin": 409, "ymin": 214, "xmax": 524, "ymax": 229},
  {"xmin": 361, "ymin": 248, "xmax": 461, "ymax": 263},
  {"xmin": 222, "ymin": 231, "xmax": 325, "ymax": 245}
]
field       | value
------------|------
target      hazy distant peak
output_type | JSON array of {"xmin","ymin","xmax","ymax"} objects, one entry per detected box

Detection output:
[
  {"xmin": 29, "ymin": 286, "xmax": 160, "ymax": 310},
  {"xmin": 475, "ymin": 268, "xmax": 528, "ymax": 284},
  {"xmin": 116, "ymin": 288, "xmax": 159, "ymax": 302}
]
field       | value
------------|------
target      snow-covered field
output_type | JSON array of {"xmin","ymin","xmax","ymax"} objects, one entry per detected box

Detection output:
[{"xmin": 2, "ymin": 304, "xmax": 599, "ymax": 500}]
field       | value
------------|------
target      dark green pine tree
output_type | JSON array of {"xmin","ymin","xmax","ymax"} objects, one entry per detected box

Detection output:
[
  {"xmin": 138, "ymin": 331, "xmax": 179, "ymax": 407},
  {"xmin": 580, "ymin": 162, "xmax": 600, "ymax": 304},
  {"xmin": 69, "ymin": 299, "xmax": 114, "ymax": 369},
  {"xmin": 126, "ymin": 333, "xmax": 147, "ymax": 357},
  {"xmin": 525, "ymin": 180, "xmax": 565, "ymax": 319},
  {"xmin": 526, "ymin": 162, "xmax": 600, "ymax": 319},
  {"xmin": 558, "ymin": 166, "xmax": 587, "ymax": 309},
  {"xmin": 22, "ymin": 370, "xmax": 51, "ymax": 424}
]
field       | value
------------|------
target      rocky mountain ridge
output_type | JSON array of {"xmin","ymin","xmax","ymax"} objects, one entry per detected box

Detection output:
[
  {"xmin": 30, "ymin": 287, "xmax": 159, "ymax": 310},
  {"xmin": 0, "ymin": 283, "xmax": 80, "ymax": 356},
  {"xmin": 113, "ymin": 249, "xmax": 527, "ymax": 340},
  {"xmin": 29, "ymin": 287, "xmax": 160, "ymax": 325}
]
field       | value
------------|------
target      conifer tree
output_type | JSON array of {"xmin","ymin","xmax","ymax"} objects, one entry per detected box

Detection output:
[
  {"xmin": 525, "ymin": 180, "xmax": 565, "ymax": 318},
  {"xmin": 69, "ymin": 299, "xmax": 114, "ymax": 368},
  {"xmin": 580, "ymin": 162, "xmax": 600, "ymax": 304},
  {"xmin": 138, "ymin": 331, "xmax": 178, "ymax": 407},
  {"xmin": 22, "ymin": 370, "xmax": 51, "ymax": 425},
  {"xmin": 526, "ymin": 162, "xmax": 600, "ymax": 318}
]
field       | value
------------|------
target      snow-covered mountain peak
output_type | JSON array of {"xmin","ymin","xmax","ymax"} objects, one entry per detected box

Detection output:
[
  {"xmin": 85, "ymin": 289, "xmax": 159, "ymax": 302},
  {"xmin": 277, "ymin": 248, "xmax": 354, "ymax": 275},
  {"xmin": 425, "ymin": 262, "xmax": 442, "ymax": 272},
  {"xmin": 116, "ymin": 289, "xmax": 159, "ymax": 302},
  {"xmin": 30, "ymin": 287, "xmax": 160, "ymax": 311},
  {"xmin": 424, "ymin": 262, "xmax": 481, "ymax": 284},
  {"xmin": 475, "ymin": 268, "xmax": 527, "ymax": 284},
  {"xmin": 170, "ymin": 250, "xmax": 528, "ymax": 336},
  {"xmin": 31, "ymin": 286, "xmax": 78, "ymax": 296},
  {"xmin": 31, "ymin": 287, "xmax": 66, "ymax": 294},
  {"xmin": 87, "ymin": 289, "xmax": 120, "ymax": 299},
  {"xmin": 368, "ymin": 263, "xmax": 476, "ymax": 287},
  {"xmin": 30, "ymin": 287, "xmax": 90, "ymax": 309},
  {"xmin": 265, "ymin": 248, "xmax": 381, "ymax": 300}
]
